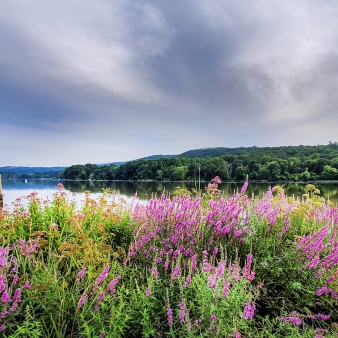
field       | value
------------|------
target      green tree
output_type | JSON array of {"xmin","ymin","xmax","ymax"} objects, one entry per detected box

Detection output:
[{"xmin": 172, "ymin": 166, "xmax": 189, "ymax": 180}]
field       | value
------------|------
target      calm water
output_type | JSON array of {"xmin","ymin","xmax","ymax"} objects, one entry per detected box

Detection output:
[{"xmin": 2, "ymin": 179, "xmax": 338, "ymax": 207}]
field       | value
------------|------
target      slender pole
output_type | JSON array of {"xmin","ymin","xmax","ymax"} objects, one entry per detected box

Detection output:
[{"xmin": 0, "ymin": 174, "xmax": 3, "ymax": 209}]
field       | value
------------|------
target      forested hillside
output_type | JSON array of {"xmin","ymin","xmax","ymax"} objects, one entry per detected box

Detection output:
[
  {"xmin": 64, "ymin": 143, "xmax": 338, "ymax": 181},
  {"xmin": 0, "ymin": 166, "xmax": 65, "ymax": 179}
]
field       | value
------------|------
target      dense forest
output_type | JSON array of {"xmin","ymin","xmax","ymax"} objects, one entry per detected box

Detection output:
[{"xmin": 63, "ymin": 143, "xmax": 338, "ymax": 182}]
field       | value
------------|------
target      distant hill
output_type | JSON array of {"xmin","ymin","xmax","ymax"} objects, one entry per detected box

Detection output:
[
  {"xmin": 178, "ymin": 144, "xmax": 338, "ymax": 159},
  {"xmin": 139, "ymin": 154, "xmax": 176, "ymax": 161},
  {"xmin": 0, "ymin": 166, "xmax": 66, "ymax": 179},
  {"xmin": 0, "ymin": 166, "xmax": 66, "ymax": 174}
]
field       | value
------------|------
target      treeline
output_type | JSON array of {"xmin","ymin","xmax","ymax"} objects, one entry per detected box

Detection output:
[
  {"xmin": 63, "ymin": 143, "xmax": 338, "ymax": 181},
  {"xmin": 0, "ymin": 167, "xmax": 64, "ymax": 179}
]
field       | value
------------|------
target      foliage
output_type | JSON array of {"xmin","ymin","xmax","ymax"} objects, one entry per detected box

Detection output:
[
  {"xmin": 63, "ymin": 142, "xmax": 338, "ymax": 182},
  {"xmin": 0, "ymin": 180, "xmax": 338, "ymax": 337}
]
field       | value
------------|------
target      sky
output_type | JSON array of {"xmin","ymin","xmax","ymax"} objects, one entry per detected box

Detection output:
[{"xmin": 1, "ymin": 0, "xmax": 338, "ymax": 166}]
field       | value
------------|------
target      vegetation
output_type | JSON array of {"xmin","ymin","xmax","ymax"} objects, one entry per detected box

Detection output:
[
  {"xmin": 0, "ymin": 167, "xmax": 65, "ymax": 180},
  {"xmin": 0, "ymin": 180, "xmax": 338, "ymax": 337},
  {"xmin": 64, "ymin": 143, "xmax": 338, "ymax": 181}
]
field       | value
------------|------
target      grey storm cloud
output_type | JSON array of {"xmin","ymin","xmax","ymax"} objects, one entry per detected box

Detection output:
[{"xmin": 1, "ymin": 0, "xmax": 338, "ymax": 166}]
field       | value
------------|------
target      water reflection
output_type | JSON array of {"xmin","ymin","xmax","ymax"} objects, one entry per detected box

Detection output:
[{"xmin": 2, "ymin": 179, "xmax": 338, "ymax": 205}]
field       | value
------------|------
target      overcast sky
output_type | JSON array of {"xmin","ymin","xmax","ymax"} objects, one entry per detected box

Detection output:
[{"xmin": 1, "ymin": 1, "xmax": 338, "ymax": 166}]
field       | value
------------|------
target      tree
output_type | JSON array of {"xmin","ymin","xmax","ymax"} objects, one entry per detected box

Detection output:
[
  {"xmin": 172, "ymin": 166, "xmax": 189, "ymax": 180},
  {"xmin": 320, "ymin": 165, "xmax": 338, "ymax": 180}
]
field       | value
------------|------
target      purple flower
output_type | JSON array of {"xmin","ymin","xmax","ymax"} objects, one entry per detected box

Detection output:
[
  {"xmin": 179, "ymin": 300, "xmax": 186, "ymax": 323},
  {"xmin": 316, "ymin": 313, "xmax": 330, "ymax": 320},
  {"xmin": 94, "ymin": 292, "xmax": 106, "ymax": 311},
  {"xmin": 223, "ymin": 279, "xmax": 230, "ymax": 299},
  {"xmin": 316, "ymin": 286, "xmax": 331, "ymax": 296},
  {"xmin": 234, "ymin": 332, "xmax": 241, "ymax": 338},
  {"xmin": 12, "ymin": 275, "xmax": 19, "ymax": 285},
  {"xmin": 0, "ymin": 325, "xmax": 6, "ymax": 332},
  {"xmin": 183, "ymin": 275, "xmax": 192, "ymax": 288},
  {"xmin": 150, "ymin": 266, "xmax": 158, "ymax": 280},
  {"xmin": 167, "ymin": 306, "xmax": 173, "ymax": 326},
  {"xmin": 242, "ymin": 301, "xmax": 256, "ymax": 320},
  {"xmin": 107, "ymin": 276, "xmax": 121, "ymax": 295},
  {"xmin": 210, "ymin": 314, "xmax": 217, "ymax": 322},
  {"xmin": 95, "ymin": 266, "xmax": 110, "ymax": 285},
  {"xmin": 13, "ymin": 288, "xmax": 21, "ymax": 303},
  {"xmin": 171, "ymin": 264, "xmax": 181, "ymax": 280},
  {"xmin": 280, "ymin": 317, "xmax": 302, "ymax": 326},
  {"xmin": 1, "ymin": 292, "xmax": 11, "ymax": 303},
  {"xmin": 23, "ymin": 281, "xmax": 31, "ymax": 289},
  {"xmin": 241, "ymin": 181, "xmax": 248, "ymax": 194},
  {"xmin": 77, "ymin": 293, "xmax": 87, "ymax": 309},
  {"xmin": 77, "ymin": 267, "xmax": 87, "ymax": 283},
  {"xmin": 145, "ymin": 287, "xmax": 151, "ymax": 298}
]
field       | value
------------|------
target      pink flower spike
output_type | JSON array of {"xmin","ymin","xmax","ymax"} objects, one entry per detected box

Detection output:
[
  {"xmin": 77, "ymin": 267, "xmax": 87, "ymax": 282},
  {"xmin": 241, "ymin": 181, "xmax": 248, "ymax": 194},
  {"xmin": 1, "ymin": 292, "xmax": 11, "ymax": 303},
  {"xmin": 95, "ymin": 266, "xmax": 110, "ymax": 285},
  {"xmin": 77, "ymin": 293, "xmax": 87, "ymax": 309},
  {"xmin": 145, "ymin": 287, "xmax": 151, "ymax": 297},
  {"xmin": 23, "ymin": 281, "xmax": 31, "ymax": 289}
]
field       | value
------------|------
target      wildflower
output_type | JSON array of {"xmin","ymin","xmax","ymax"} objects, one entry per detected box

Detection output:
[
  {"xmin": 94, "ymin": 292, "xmax": 106, "ymax": 311},
  {"xmin": 278, "ymin": 224, "xmax": 290, "ymax": 237},
  {"xmin": 241, "ymin": 181, "xmax": 248, "ymax": 194},
  {"xmin": 12, "ymin": 275, "xmax": 19, "ymax": 285},
  {"xmin": 242, "ymin": 301, "xmax": 256, "ymax": 320},
  {"xmin": 316, "ymin": 313, "xmax": 330, "ymax": 320},
  {"xmin": 13, "ymin": 288, "xmax": 21, "ymax": 303},
  {"xmin": 183, "ymin": 275, "xmax": 192, "ymax": 288},
  {"xmin": 57, "ymin": 183, "xmax": 64, "ymax": 190},
  {"xmin": 171, "ymin": 264, "xmax": 181, "ymax": 280},
  {"xmin": 316, "ymin": 286, "xmax": 331, "ymax": 296},
  {"xmin": 307, "ymin": 257, "xmax": 320, "ymax": 269},
  {"xmin": 164, "ymin": 259, "xmax": 170, "ymax": 271},
  {"xmin": 314, "ymin": 328, "xmax": 329, "ymax": 334},
  {"xmin": 150, "ymin": 266, "xmax": 158, "ymax": 280},
  {"xmin": 234, "ymin": 332, "xmax": 241, "ymax": 338},
  {"xmin": 23, "ymin": 281, "xmax": 31, "ymax": 289},
  {"xmin": 145, "ymin": 287, "xmax": 151, "ymax": 297},
  {"xmin": 1, "ymin": 292, "xmax": 11, "ymax": 303},
  {"xmin": 211, "ymin": 176, "xmax": 221, "ymax": 184},
  {"xmin": 77, "ymin": 293, "xmax": 87, "ymax": 309},
  {"xmin": 99, "ymin": 333, "xmax": 105, "ymax": 338},
  {"xmin": 167, "ymin": 306, "xmax": 173, "ymax": 326},
  {"xmin": 280, "ymin": 317, "xmax": 302, "ymax": 326},
  {"xmin": 179, "ymin": 300, "xmax": 186, "ymax": 323},
  {"xmin": 95, "ymin": 266, "xmax": 110, "ymax": 285},
  {"xmin": 0, "ymin": 325, "xmax": 6, "ymax": 332},
  {"xmin": 77, "ymin": 267, "xmax": 87, "ymax": 283},
  {"xmin": 222, "ymin": 279, "xmax": 230, "ymax": 298},
  {"xmin": 107, "ymin": 276, "xmax": 121, "ymax": 295}
]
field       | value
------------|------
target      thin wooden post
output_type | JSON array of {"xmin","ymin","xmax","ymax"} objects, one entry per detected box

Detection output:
[{"xmin": 0, "ymin": 174, "xmax": 3, "ymax": 209}]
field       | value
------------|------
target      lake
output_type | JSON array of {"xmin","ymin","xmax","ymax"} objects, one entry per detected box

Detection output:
[{"xmin": 2, "ymin": 179, "xmax": 338, "ymax": 208}]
